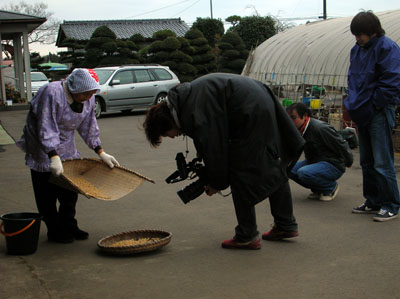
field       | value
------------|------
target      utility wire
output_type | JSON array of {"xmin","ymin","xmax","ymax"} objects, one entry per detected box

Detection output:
[
  {"xmin": 125, "ymin": 0, "xmax": 195, "ymax": 19},
  {"xmin": 171, "ymin": 0, "xmax": 202, "ymax": 18}
]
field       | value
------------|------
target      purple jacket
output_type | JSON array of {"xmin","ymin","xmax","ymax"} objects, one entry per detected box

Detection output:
[{"xmin": 16, "ymin": 81, "xmax": 101, "ymax": 172}]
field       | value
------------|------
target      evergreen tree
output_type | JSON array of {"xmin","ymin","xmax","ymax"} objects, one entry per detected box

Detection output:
[
  {"xmin": 84, "ymin": 25, "xmax": 142, "ymax": 67},
  {"xmin": 218, "ymin": 32, "xmax": 248, "ymax": 74},
  {"xmin": 129, "ymin": 33, "xmax": 147, "ymax": 62},
  {"xmin": 147, "ymin": 30, "xmax": 197, "ymax": 82},
  {"xmin": 30, "ymin": 52, "xmax": 45, "ymax": 70},
  {"xmin": 84, "ymin": 25, "xmax": 117, "ymax": 67},
  {"xmin": 191, "ymin": 17, "xmax": 225, "ymax": 47},
  {"xmin": 228, "ymin": 15, "xmax": 276, "ymax": 50},
  {"xmin": 59, "ymin": 38, "xmax": 86, "ymax": 68},
  {"xmin": 184, "ymin": 28, "xmax": 216, "ymax": 78}
]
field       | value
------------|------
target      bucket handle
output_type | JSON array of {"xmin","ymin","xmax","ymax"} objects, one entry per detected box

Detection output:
[{"xmin": 0, "ymin": 219, "xmax": 36, "ymax": 237}]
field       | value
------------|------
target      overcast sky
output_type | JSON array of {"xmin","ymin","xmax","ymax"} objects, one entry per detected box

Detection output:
[{"xmin": 2, "ymin": 0, "xmax": 399, "ymax": 55}]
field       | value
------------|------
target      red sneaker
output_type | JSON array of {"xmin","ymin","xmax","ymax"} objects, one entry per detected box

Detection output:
[
  {"xmin": 221, "ymin": 238, "xmax": 261, "ymax": 250},
  {"xmin": 262, "ymin": 226, "xmax": 299, "ymax": 241}
]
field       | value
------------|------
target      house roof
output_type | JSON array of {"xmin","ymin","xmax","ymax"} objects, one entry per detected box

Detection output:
[
  {"xmin": 0, "ymin": 10, "xmax": 46, "ymax": 39},
  {"xmin": 242, "ymin": 9, "xmax": 400, "ymax": 88},
  {"xmin": 56, "ymin": 18, "xmax": 190, "ymax": 46},
  {"xmin": 0, "ymin": 10, "xmax": 45, "ymax": 21}
]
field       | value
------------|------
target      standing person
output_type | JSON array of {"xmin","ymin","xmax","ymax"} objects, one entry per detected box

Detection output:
[
  {"xmin": 143, "ymin": 73, "xmax": 305, "ymax": 250},
  {"xmin": 286, "ymin": 103, "xmax": 353, "ymax": 201},
  {"xmin": 17, "ymin": 68, "xmax": 120, "ymax": 243},
  {"xmin": 345, "ymin": 11, "xmax": 400, "ymax": 221}
]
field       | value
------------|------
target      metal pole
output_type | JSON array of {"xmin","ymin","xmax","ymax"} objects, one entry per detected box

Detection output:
[
  {"xmin": 0, "ymin": 32, "xmax": 5, "ymax": 105},
  {"xmin": 210, "ymin": 0, "xmax": 213, "ymax": 19},
  {"xmin": 319, "ymin": 0, "xmax": 327, "ymax": 20}
]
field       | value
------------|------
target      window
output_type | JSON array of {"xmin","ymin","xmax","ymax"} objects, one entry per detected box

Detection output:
[
  {"xmin": 95, "ymin": 69, "xmax": 115, "ymax": 84},
  {"xmin": 133, "ymin": 70, "xmax": 153, "ymax": 83},
  {"xmin": 114, "ymin": 70, "xmax": 134, "ymax": 84},
  {"xmin": 152, "ymin": 68, "xmax": 173, "ymax": 80}
]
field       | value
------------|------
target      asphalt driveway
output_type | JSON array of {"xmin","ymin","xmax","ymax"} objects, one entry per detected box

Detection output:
[{"xmin": 1, "ymin": 109, "xmax": 400, "ymax": 299}]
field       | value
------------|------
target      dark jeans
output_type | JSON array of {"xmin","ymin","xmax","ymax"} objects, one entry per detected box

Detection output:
[
  {"xmin": 30, "ymin": 169, "xmax": 79, "ymax": 235},
  {"xmin": 358, "ymin": 105, "xmax": 400, "ymax": 214},
  {"xmin": 231, "ymin": 181, "xmax": 298, "ymax": 242}
]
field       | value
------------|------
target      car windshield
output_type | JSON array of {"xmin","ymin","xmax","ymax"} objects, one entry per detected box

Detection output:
[
  {"xmin": 30, "ymin": 72, "xmax": 48, "ymax": 82},
  {"xmin": 94, "ymin": 69, "xmax": 115, "ymax": 84}
]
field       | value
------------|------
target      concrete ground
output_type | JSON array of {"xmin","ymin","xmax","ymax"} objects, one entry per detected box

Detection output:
[{"xmin": 1, "ymin": 108, "xmax": 400, "ymax": 299}]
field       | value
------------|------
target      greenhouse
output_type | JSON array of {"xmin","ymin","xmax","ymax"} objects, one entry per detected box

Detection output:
[{"xmin": 242, "ymin": 9, "xmax": 400, "ymax": 131}]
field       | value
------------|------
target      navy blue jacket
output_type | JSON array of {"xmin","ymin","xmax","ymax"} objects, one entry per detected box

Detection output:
[{"xmin": 345, "ymin": 35, "xmax": 400, "ymax": 127}]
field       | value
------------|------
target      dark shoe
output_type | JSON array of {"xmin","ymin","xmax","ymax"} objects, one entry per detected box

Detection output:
[
  {"xmin": 70, "ymin": 227, "xmax": 89, "ymax": 240},
  {"xmin": 352, "ymin": 203, "xmax": 380, "ymax": 214},
  {"xmin": 307, "ymin": 192, "xmax": 321, "ymax": 200},
  {"xmin": 373, "ymin": 209, "xmax": 398, "ymax": 222},
  {"xmin": 262, "ymin": 226, "xmax": 299, "ymax": 241},
  {"xmin": 221, "ymin": 238, "xmax": 261, "ymax": 250},
  {"xmin": 48, "ymin": 232, "xmax": 74, "ymax": 244}
]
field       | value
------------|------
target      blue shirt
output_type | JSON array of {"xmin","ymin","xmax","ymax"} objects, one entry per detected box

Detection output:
[{"xmin": 345, "ymin": 35, "xmax": 400, "ymax": 127}]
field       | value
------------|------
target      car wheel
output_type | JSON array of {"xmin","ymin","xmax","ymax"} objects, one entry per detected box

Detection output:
[
  {"xmin": 94, "ymin": 98, "xmax": 102, "ymax": 118},
  {"xmin": 155, "ymin": 93, "xmax": 167, "ymax": 104}
]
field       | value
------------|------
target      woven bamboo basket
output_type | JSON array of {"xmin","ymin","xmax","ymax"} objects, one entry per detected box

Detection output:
[
  {"xmin": 97, "ymin": 229, "xmax": 172, "ymax": 255},
  {"xmin": 49, "ymin": 158, "xmax": 154, "ymax": 200}
]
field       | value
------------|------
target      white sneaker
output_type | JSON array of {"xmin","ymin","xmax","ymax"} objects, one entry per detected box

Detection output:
[{"xmin": 319, "ymin": 184, "xmax": 339, "ymax": 201}]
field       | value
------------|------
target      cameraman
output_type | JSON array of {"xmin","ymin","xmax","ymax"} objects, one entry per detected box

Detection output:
[{"xmin": 143, "ymin": 73, "xmax": 305, "ymax": 250}]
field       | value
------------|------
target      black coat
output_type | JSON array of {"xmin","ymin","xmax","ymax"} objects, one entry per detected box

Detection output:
[
  {"xmin": 303, "ymin": 118, "xmax": 353, "ymax": 172},
  {"xmin": 168, "ymin": 73, "xmax": 305, "ymax": 205}
]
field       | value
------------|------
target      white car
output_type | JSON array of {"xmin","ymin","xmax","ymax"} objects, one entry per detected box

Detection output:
[
  {"xmin": 93, "ymin": 65, "xmax": 180, "ymax": 118},
  {"xmin": 26, "ymin": 72, "xmax": 50, "ymax": 96}
]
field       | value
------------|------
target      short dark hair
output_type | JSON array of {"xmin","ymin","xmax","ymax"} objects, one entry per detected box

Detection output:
[
  {"xmin": 143, "ymin": 101, "xmax": 176, "ymax": 147},
  {"xmin": 350, "ymin": 10, "xmax": 385, "ymax": 37},
  {"xmin": 286, "ymin": 102, "xmax": 311, "ymax": 118}
]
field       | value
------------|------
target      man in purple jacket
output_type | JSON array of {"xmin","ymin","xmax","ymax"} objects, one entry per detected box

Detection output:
[
  {"xmin": 17, "ymin": 69, "xmax": 119, "ymax": 243},
  {"xmin": 345, "ymin": 11, "xmax": 400, "ymax": 221}
]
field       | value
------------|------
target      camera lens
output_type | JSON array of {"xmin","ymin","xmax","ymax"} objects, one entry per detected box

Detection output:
[{"xmin": 177, "ymin": 179, "xmax": 205, "ymax": 204}]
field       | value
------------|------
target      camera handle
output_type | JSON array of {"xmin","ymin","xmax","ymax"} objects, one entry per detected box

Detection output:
[{"xmin": 165, "ymin": 170, "xmax": 185, "ymax": 184}]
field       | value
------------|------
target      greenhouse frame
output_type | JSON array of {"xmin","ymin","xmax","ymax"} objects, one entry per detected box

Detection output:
[{"xmin": 242, "ymin": 9, "xmax": 400, "ymax": 132}]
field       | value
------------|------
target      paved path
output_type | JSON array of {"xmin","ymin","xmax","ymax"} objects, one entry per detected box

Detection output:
[
  {"xmin": 1, "ymin": 109, "xmax": 400, "ymax": 299},
  {"xmin": 0, "ymin": 123, "xmax": 14, "ymax": 145}
]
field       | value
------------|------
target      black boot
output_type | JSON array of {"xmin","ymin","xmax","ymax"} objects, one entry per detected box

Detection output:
[
  {"xmin": 68, "ymin": 226, "xmax": 89, "ymax": 240},
  {"xmin": 46, "ymin": 218, "xmax": 74, "ymax": 243},
  {"xmin": 47, "ymin": 230, "xmax": 74, "ymax": 243}
]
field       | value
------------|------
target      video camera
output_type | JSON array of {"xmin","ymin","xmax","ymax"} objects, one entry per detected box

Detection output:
[{"xmin": 165, "ymin": 153, "xmax": 207, "ymax": 204}]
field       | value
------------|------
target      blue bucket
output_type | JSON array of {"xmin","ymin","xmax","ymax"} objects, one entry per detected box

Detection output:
[{"xmin": 302, "ymin": 97, "xmax": 312, "ymax": 106}]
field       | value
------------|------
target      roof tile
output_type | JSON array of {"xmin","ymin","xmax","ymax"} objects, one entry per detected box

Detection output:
[{"xmin": 57, "ymin": 18, "xmax": 189, "ymax": 45}]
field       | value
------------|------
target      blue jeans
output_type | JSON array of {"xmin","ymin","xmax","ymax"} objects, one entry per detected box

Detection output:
[
  {"xmin": 290, "ymin": 160, "xmax": 343, "ymax": 195},
  {"xmin": 358, "ymin": 105, "xmax": 400, "ymax": 214}
]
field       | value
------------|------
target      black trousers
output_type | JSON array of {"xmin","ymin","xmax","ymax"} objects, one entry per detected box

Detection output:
[
  {"xmin": 231, "ymin": 180, "xmax": 298, "ymax": 242},
  {"xmin": 30, "ymin": 169, "xmax": 79, "ymax": 235}
]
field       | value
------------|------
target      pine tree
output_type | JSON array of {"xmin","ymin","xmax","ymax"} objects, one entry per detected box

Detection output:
[
  {"xmin": 146, "ymin": 30, "xmax": 197, "ymax": 82},
  {"xmin": 218, "ymin": 32, "xmax": 248, "ymax": 74},
  {"xmin": 184, "ymin": 28, "xmax": 216, "ymax": 78}
]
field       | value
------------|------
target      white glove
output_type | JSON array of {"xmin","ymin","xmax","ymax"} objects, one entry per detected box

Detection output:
[
  {"xmin": 99, "ymin": 152, "xmax": 120, "ymax": 168},
  {"xmin": 50, "ymin": 155, "xmax": 64, "ymax": 176}
]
